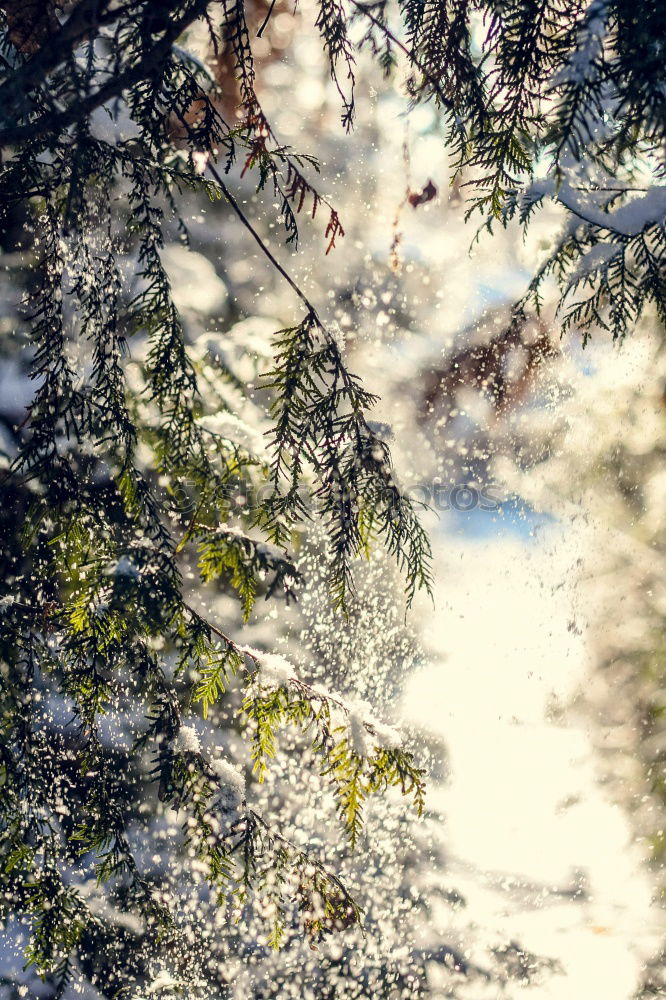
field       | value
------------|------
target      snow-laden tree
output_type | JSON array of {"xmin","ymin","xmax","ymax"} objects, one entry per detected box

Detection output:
[
  {"xmin": 1, "ymin": 1, "xmax": 665, "ymax": 998},
  {"xmin": 0, "ymin": 4, "xmax": 434, "ymax": 995}
]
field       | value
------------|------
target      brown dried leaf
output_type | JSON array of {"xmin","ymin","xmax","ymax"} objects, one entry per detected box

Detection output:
[{"xmin": 407, "ymin": 179, "xmax": 437, "ymax": 209}]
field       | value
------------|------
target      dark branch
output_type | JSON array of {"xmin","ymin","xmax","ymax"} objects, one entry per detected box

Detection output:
[{"xmin": 0, "ymin": 0, "xmax": 211, "ymax": 146}]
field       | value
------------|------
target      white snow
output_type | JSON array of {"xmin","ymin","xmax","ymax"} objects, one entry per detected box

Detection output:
[
  {"xmin": 160, "ymin": 245, "xmax": 228, "ymax": 315},
  {"xmin": 146, "ymin": 970, "xmax": 180, "ymax": 995},
  {"xmin": 346, "ymin": 698, "xmax": 375, "ymax": 757},
  {"xmin": 553, "ymin": 0, "xmax": 608, "ymax": 86},
  {"xmin": 192, "ymin": 317, "xmax": 278, "ymax": 383},
  {"xmin": 404, "ymin": 527, "xmax": 662, "ymax": 999},
  {"xmin": 572, "ymin": 242, "xmax": 623, "ymax": 280},
  {"xmin": 210, "ymin": 752, "xmax": 245, "ymax": 810},
  {"xmin": 520, "ymin": 177, "xmax": 666, "ymax": 240},
  {"xmin": 559, "ymin": 181, "xmax": 666, "ymax": 237},
  {"xmin": 174, "ymin": 725, "xmax": 201, "ymax": 755},
  {"xmin": 240, "ymin": 645, "xmax": 297, "ymax": 687},
  {"xmin": 196, "ymin": 411, "xmax": 269, "ymax": 458},
  {"xmin": 210, "ymin": 756, "xmax": 245, "ymax": 793},
  {"xmin": 370, "ymin": 719, "xmax": 403, "ymax": 751},
  {"xmin": 256, "ymin": 652, "xmax": 297, "ymax": 687},
  {"xmin": 107, "ymin": 556, "xmax": 141, "ymax": 579},
  {"xmin": 346, "ymin": 698, "xmax": 403, "ymax": 755}
]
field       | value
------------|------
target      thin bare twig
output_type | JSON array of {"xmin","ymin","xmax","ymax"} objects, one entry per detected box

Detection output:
[
  {"xmin": 256, "ymin": 0, "xmax": 278, "ymax": 38},
  {"xmin": 207, "ymin": 161, "xmax": 320, "ymax": 319},
  {"xmin": 348, "ymin": 0, "xmax": 454, "ymax": 112}
]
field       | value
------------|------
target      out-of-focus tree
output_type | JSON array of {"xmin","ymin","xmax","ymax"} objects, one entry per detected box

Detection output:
[{"xmin": 492, "ymin": 333, "xmax": 666, "ymax": 996}]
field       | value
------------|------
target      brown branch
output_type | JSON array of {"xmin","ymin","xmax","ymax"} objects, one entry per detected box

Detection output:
[{"xmin": 182, "ymin": 601, "xmax": 260, "ymax": 668}]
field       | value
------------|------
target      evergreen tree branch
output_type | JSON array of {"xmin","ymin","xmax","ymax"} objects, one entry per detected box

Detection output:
[{"xmin": 0, "ymin": 0, "xmax": 212, "ymax": 146}]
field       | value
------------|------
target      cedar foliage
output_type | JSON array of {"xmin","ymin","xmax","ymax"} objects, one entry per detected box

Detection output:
[
  {"xmin": 0, "ymin": 1, "xmax": 664, "ymax": 996},
  {"xmin": 0, "ymin": 1, "xmax": 432, "ymax": 993}
]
